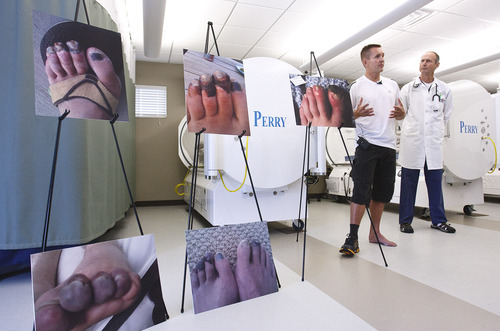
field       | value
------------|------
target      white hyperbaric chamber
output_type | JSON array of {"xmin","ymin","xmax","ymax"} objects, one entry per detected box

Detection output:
[{"xmin": 178, "ymin": 57, "xmax": 325, "ymax": 226}]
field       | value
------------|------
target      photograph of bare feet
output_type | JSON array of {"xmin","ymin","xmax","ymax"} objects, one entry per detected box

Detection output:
[
  {"xmin": 33, "ymin": 11, "xmax": 128, "ymax": 121},
  {"xmin": 290, "ymin": 74, "xmax": 354, "ymax": 128},
  {"xmin": 31, "ymin": 234, "xmax": 167, "ymax": 331},
  {"xmin": 183, "ymin": 49, "xmax": 251, "ymax": 136},
  {"xmin": 186, "ymin": 222, "xmax": 278, "ymax": 314}
]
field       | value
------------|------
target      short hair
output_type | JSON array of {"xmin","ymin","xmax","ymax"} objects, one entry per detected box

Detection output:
[
  {"xmin": 360, "ymin": 44, "xmax": 381, "ymax": 60},
  {"xmin": 427, "ymin": 51, "xmax": 440, "ymax": 64}
]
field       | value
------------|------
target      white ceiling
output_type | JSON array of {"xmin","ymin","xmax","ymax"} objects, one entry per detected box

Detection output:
[{"xmin": 100, "ymin": 0, "xmax": 500, "ymax": 93}]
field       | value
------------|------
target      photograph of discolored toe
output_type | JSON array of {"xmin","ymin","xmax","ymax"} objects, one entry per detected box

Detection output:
[
  {"xmin": 183, "ymin": 49, "xmax": 251, "ymax": 136},
  {"xmin": 33, "ymin": 10, "xmax": 129, "ymax": 121},
  {"xmin": 290, "ymin": 74, "xmax": 355, "ymax": 128},
  {"xmin": 31, "ymin": 234, "xmax": 168, "ymax": 331}
]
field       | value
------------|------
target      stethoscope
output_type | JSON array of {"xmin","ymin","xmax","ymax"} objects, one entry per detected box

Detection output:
[
  {"xmin": 412, "ymin": 79, "xmax": 442, "ymax": 111},
  {"xmin": 431, "ymin": 84, "xmax": 441, "ymax": 101}
]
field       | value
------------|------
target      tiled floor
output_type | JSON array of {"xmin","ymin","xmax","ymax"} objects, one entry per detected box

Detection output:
[{"xmin": 2, "ymin": 197, "xmax": 500, "ymax": 330}]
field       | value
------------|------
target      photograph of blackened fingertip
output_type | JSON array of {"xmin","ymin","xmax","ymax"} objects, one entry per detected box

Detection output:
[
  {"xmin": 230, "ymin": 81, "xmax": 242, "ymax": 92},
  {"xmin": 182, "ymin": 49, "xmax": 250, "ymax": 135}
]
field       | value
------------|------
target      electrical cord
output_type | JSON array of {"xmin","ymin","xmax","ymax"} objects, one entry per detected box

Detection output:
[
  {"xmin": 175, "ymin": 167, "xmax": 192, "ymax": 196},
  {"xmin": 482, "ymin": 136, "xmax": 498, "ymax": 173},
  {"xmin": 219, "ymin": 136, "xmax": 249, "ymax": 192}
]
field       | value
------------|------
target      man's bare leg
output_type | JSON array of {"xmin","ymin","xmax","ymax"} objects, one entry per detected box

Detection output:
[{"xmin": 368, "ymin": 200, "xmax": 396, "ymax": 246}]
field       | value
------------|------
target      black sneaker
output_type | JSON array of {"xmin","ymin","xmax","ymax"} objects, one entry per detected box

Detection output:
[
  {"xmin": 400, "ymin": 223, "xmax": 414, "ymax": 233},
  {"xmin": 339, "ymin": 234, "xmax": 359, "ymax": 256},
  {"xmin": 431, "ymin": 222, "xmax": 456, "ymax": 233}
]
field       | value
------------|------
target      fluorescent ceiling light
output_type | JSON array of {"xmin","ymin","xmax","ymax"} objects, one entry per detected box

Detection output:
[
  {"xmin": 300, "ymin": 0, "xmax": 434, "ymax": 71},
  {"xmin": 143, "ymin": 0, "xmax": 166, "ymax": 58}
]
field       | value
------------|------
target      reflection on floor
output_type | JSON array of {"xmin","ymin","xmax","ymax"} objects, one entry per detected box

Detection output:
[{"xmin": 2, "ymin": 198, "xmax": 500, "ymax": 330}]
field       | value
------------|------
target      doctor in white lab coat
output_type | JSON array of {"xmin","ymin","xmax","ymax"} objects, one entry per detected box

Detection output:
[{"xmin": 398, "ymin": 51, "xmax": 456, "ymax": 234}]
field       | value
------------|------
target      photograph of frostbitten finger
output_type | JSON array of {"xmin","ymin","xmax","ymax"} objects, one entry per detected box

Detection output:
[
  {"xmin": 290, "ymin": 74, "xmax": 354, "ymax": 128},
  {"xmin": 183, "ymin": 49, "xmax": 251, "ymax": 136},
  {"xmin": 33, "ymin": 10, "xmax": 128, "ymax": 121},
  {"xmin": 186, "ymin": 221, "xmax": 278, "ymax": 314},
  {"xmin": 31, "ymin": 234, "xmax": 168, "ymax": 331}
]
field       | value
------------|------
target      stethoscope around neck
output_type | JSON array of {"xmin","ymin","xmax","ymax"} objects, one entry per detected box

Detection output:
[{"xmin": 413, "ymin": 79, "xmax": 441, "ymax": 101}]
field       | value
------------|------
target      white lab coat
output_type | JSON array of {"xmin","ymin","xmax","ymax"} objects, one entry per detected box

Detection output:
[{"xmin": 399, "ymin": 77, "xmax": 453, "ymax": 170}]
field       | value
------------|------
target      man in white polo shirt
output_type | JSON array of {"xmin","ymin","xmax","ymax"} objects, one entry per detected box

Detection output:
[{"xmin": 339, "ymin": 44, "xmax": 405, "ymax": 256}]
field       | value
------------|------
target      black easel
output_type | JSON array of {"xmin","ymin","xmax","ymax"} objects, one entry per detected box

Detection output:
[
  {"xmin": 180, "ymin": 21, "xmax": 282, "ymax": 313},
  {"xmin": 238, "ymin": 132, "xmax": 282, "ymax": 288},
  {"xmin": 180, "ymin": 21, "xmax": 219, "ymax": 314},
  {"xmin": 296, "ymin": 51, "xmax": 321, "ymax": 280},
  {"xmin": 110, "ymin": 114, "xmax": 144, "ymax": 235},
  {"xmin": 337, "ymin": 126, "xmax": 388, "ymax": 267},
  {"xmin": 237, "ymin": 130, "xmax": 263, "ymax": 221},
  {"xmin": 42, "ymin": 0, "xmax": 143, "ymax": 247},
  {"xmin": 74, "ymin": 0, "xmax": 90, "ymax": 23},
  {"xmin": 298, "ymin": 123, "xmax": 311, "ymax": 282},
  {"xmin": 180, "ymin": 128, "xmax": 205, "ymax": 313},
  {"xmin": 41, "ymin": 110, "xmax": 70, "ymax": 252}
]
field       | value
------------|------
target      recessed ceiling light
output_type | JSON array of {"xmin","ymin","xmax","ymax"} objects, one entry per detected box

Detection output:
[{"xmin": 392, "ymin": 9, "xmax": 437, "ymax": 30}]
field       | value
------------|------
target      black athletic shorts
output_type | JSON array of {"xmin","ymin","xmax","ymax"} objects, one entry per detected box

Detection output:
[{"xmin": 351, "ymin": 144, "xmax": 396, "ymax": 205}]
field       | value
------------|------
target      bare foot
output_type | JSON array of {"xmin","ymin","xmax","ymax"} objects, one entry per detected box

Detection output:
[
  {"xmin": 45, "ymin": 41, "xmax": 121, "ymax": 120},
  {"xmin": 234, "ymin": 239, "xmax": 278, "ymax": 301},
  {"xmin": 190, "ymin": 252, "xmax": 240, "ymax": 313},
  {"xmin": 33, "ymin": 242, "xmax": 141, "ymax": 331},
  {"xmin": 186, "ymin": 70, "xmax": 250, "ymax": 135},
  {"xmin": 369, "ymin": 233, "xmax": 397, "ymax": 247}
]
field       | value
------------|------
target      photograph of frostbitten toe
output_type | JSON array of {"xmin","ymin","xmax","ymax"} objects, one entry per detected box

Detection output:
[
  {"xmin": 186, "ymin": 221, "xmax": 278, "ymax": 314},
  {"xmin": 31, "ymin": 234, "xmax": 167, "ymax": 331},
  {"xmin": 290, "ymin": 74, "xmax": 355, "ymax": 128},
  {"xmin": 183, "ymin": 49, "xmax": 251, "ymax": 136},
  {"xmin": 33, "ymin": 10, "xmax": 128, "ymax": 121}
]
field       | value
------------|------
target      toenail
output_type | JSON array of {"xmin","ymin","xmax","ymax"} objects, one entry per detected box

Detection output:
[
  {"xmin": 213, "ymin": 70, "xmax": 226, "ymax": 80},
  {"xmin": 111, "ymin": 268, "xmax": 132, "ymax": 297},
  {"xmin": 230, "ymin": 81, "xmax": 242, "ymax": 92},
  {"xmin": 214, "ymin": 71, "xmax": 231, "ymax": 92},
  {"xmin": 197, "ymin": 260, "xmax": 205, "ymax": 271},
  {"xmin": 59, "ymin": 275, "xmax": 92, "ymax": 312},
  {"xmin": 89, "ymin": 49, "xmax": 104, "ymax": 61},
  {"xmin": 215, "ymin": 252, "xmax": 224, "ymax": 261},
  {"xmin": 91, "ymin": 272, "xmax": 116, "ymax": 304},
  {"xmin": 189, "ymin": 79, "xmax": 201, "ymax": 95},
  {"xmin": 205, "ymin": 252, "xmax": 214, "ymax": 263},
  {"xmin": 200, "ymin": 74, "xmax": 216, "ymax": 97},
  {"xmin": 250, "ymin": 239, "xmax": 260, "ymax": 247},
  {"xmin": 54, "ymin": 42, "xmax": 65, "ymax": 52},
  {"xmin": 66, "ymin": 40, "xmax": 81, "ymax": 53}
]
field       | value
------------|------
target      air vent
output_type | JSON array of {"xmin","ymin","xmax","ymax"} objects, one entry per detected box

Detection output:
[{"xmin": 392, "ymin": 9, "xmax": 436, "ymax": 30}]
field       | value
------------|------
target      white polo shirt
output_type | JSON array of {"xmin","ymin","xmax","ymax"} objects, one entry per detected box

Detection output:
[{"xmin": 350, "ymin": 75, "xmax": 400, "ymax": 150}]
